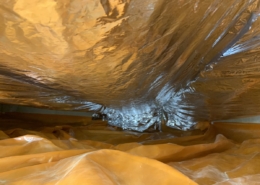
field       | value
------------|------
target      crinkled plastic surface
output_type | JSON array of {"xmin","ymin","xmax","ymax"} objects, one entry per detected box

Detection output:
[
  {"xmin": 1, "ymin": 0, "xmax": 260, "ymax": 130},
  {"xmin": 1, "ymin": 114, "xmax": 260, "ymax": 185}
]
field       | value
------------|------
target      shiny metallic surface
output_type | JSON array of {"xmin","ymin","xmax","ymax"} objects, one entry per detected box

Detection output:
[{"xmin": 1, "ymin": 0, "xmax": 260, "ymax": 131}]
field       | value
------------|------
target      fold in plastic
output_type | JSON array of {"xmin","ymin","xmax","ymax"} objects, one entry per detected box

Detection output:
[{"xmin": 1, "ymin": 121, "xmax": 260, "ymax": 184}]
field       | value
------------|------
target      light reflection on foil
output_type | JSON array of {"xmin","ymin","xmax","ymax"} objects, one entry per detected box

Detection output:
[{"xmin": 1, "ymin": 0, "xmax": 260, "ymax": 131}]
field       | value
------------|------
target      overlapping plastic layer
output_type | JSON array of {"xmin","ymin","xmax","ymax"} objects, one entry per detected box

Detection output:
[
  {"xmin": 1, "ymin": 117, "xmax": 260, "ymax": 184},
  {"xmin": 1, "ymin": 0, "xmax": 260, "ymax": 130}
]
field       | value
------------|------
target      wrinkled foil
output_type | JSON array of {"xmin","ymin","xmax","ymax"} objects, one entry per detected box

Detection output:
[{"xmin": 1, "ymin": 0, "xmax": 260, "ymax": 131}]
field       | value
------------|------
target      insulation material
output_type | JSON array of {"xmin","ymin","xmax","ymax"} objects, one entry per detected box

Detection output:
[
  {"xmin": 1, "ymin": 0, "xmax": 260, "ymax": 131},
  {"xmin": 1, "ymin": 1, "xmax": 260, "ymax": 184},
  {"xmin": 0, "ymin": 115, "xmax": 260, "ymax": 185}
]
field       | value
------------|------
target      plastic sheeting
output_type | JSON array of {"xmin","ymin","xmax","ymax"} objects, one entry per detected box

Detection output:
[
  {"xmin": 0, "ymin": 115, "xmax": 260, "ymax": 184},
  {"xmin": 1, "ymin": 0, "xmax": 260, "ymax": 131}
]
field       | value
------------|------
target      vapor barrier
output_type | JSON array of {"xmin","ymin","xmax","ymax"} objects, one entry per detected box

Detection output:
[
  {"xmin": 1, "ymin": 0, "xmax": 260, "ymax": 131},
  {"xmin": 0, "ymin": 115, "xmax": 260, "ymax": 185}
]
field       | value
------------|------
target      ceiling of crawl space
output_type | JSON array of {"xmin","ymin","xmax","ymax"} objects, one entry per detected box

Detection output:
[{"xmin": 1, "ymin": 0, "xmax": 260, "ymax": 131}]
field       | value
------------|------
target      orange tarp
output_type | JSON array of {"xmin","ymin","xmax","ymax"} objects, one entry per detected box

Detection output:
[{"xmin": 0, "ymin": 118, "xmax": 260, "ymax": 185}]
